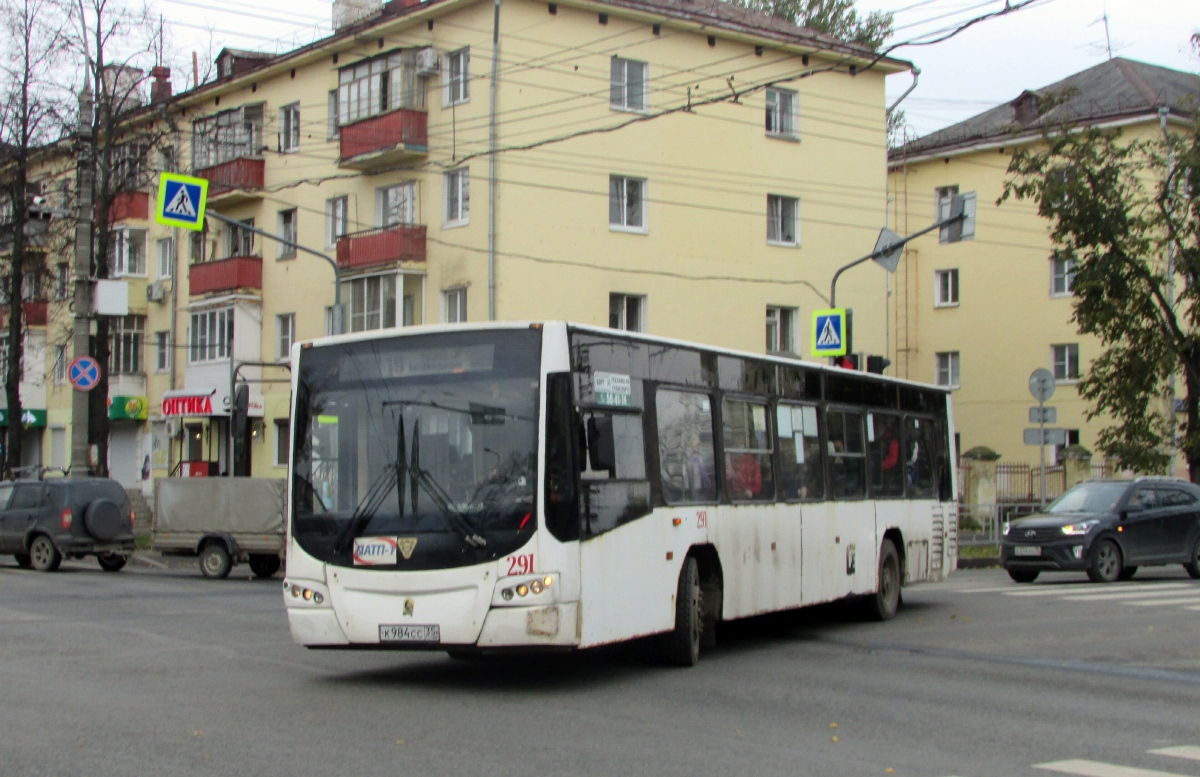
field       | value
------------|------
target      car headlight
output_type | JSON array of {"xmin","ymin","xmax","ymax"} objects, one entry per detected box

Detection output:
[
  {"xmin": 1002, "ymin": 522, "xmax": 1012, "ymax": 536},
  {"xmin": 1061, "ymin": 520, "xmax": 1099, "ymax": 536}
]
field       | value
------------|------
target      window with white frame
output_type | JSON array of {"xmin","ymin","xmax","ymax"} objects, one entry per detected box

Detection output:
[
  {"xmin": 379, "ymin": 182, "xmax": 417, "ymax": 226},
  {"xmin": 766, "ymin": 306, "xmax": 796, "ymax": 353},
  {"xmin": 1053, "ymin": 343, "xmax": 1080, "ymax": 381},
  {"xmin": 155, "ymin": 331, "xmax": 170, "ymax": 372},
  {"xmin": 936, "ymin": 351, "xmax": 960, "ymax": 388},
  {"xmin": 445, "ymin": 48, "xmax": 470, "ymax": 105},
  {"xmin": 55, "ymin": 263, "xmax": 70, "ymax": 300},
  {"xmin": 225, "ymin": 219, "xmax": 254, "ymax": 258},
  {"xmin": 765, "ymin": 88, "xmax": 797, "ymax": 138},
  {"xmin": 767, "ymin": 195, "xmax": 799, "ymax": 245},
  {"xmin": 326, "ymin": 196, "xmax": 348, "ymax": 246},
  {"xmin": 338, "ymin": 50, "xmax": 424, "ymax": 127},
  {"xmin": 609, "ymin": 176, "xmax": 646, "ymax": 231},
  {"xmin": 277, "ymin": 313, "xmax": 295, "ymax": 359},
  {"xmin": 444, "ymin": 168, "xmax": 469, "ymax": 226},
  {"xmin": 109, "ymin": 228, "xmax": 146, "ymax": 276},
  {"xmin": 190, "ymin": 229, "xmax": 211, "ymax": 263},
  {"xmin": 277, "ymin": 209, "xmax": 297, "ymax": 259},
  {"xmin": 609, "ymin": 293, "xmax": 645, "ymax": 332},
  {"xmin": 156, "ymin": 237, "xmax": 174, "ymax": 279},
  {"xmin": 275, "ymin": 419, "xmax": 291, "ymax": 467},
  {"xmin": 109, "ymin": 315, "xmax": 145, "ymax": 375},
  {"xmin": 937, "ymin": 186, "xmax": 976, "ymax": 243},
  {"xmin": 935, "ymin": 268, "xmax": 959, "ymax": 306},
  {"xmin": 189, "ymin": 308, "xmax": 234, "ymax": 362},
  {"xmin": 54, "ymin": 344, "xmax": 68, "ymax": 384},
  {"xmin": 192, "ymin": 105, "xmax": 264, "ymax": 169},
  {"xmin": 327, "ymin": 90, "xmax": 339, "ymax": 139},
  {"xmin": 340, "ymin": 274, "xmax": 397, "ymax": 332},
  {"xmin": 279, "ymin": 103, "xmax": 300, "ymax": 152},
  {"xmin": 610, "ymin": 56, "xmax": 647, "ymax": 112},
  {"xmin": 1051, "ymin": 256, "xmax": 1077, "ymax": 296},
  {"xmin": 443, "ymin": 287, "xmax": 467, "ymax": 323}
]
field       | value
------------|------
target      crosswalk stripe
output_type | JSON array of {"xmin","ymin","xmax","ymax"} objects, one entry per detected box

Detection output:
[
  {"xmin": 1034, "ymin": 758, "xmax": 1193, "ymax": 777},
  {"xmin": 1061, "ymin": 586, "xmax": 1198, "ymax": 601},
  {"xmin": 1149, "ymin": 746, "xmax": 1200, "ymax": 762},
  {"xmin": 1004, "ymin": 585, "xmax": 1175, "ymax": 597},
  {"xmin": 1127, "ymin": 595, "xmax": 1200, "ymax": 607}
]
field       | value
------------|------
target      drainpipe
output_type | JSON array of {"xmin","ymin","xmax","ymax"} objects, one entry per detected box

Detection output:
[
  {"xmin": 887, "ymin": 65, "xmax": 920, "ymax": 116},
  {"xmin": 487, "ymin": 0, "xmax": 500, "ymax": 320}
]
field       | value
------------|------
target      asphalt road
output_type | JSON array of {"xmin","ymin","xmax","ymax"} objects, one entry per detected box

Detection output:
[{"xmin": 1, "ymin": 556, "xmax": 1198, "ymax": 777}]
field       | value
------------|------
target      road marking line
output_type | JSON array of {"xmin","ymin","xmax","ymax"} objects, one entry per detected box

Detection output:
[
  {"xmin": 1034, "ymin": 758, "xmax": 1193, "ymax": 776},
  {"xmin": 1149, "ymin": 746, "xmax": 1200, "ymax": 762},
  {"xmin": 0, "ymin": 606, "xmax": 50, "ymax": 622},
  {"xmin": 1061, "ymin": 586, "xmax": 1197, "ymax": 601},
  {"xmin": 1126, "ymin": 595, "xmax": 1200, "ymax": 607},
  {"xmin": 1007, "ymin": 584, "xmax": 1190, "ymax": 598}
]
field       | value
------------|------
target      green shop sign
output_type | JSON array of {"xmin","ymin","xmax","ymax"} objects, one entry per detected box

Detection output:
[
  {"xmin": 0, "ymin": 408, "xmax": 47, "ymax": 428},
  {"xmin": 109, "ymin": 395, "xmax": 149, "ymax": 421}
]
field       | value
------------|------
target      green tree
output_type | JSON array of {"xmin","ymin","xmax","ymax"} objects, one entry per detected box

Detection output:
[
  {"xmin": 1002, "ymin": 116, "xmax": 1200, "ymax": 479},
  {"xmin": 738, "ymin": 0, "xmax": 893, "ymax": 50}
]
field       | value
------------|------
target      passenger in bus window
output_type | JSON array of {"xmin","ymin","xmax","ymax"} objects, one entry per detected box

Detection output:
[
  {"xmin": 728, "ymin": 452, "xmax": 762, "ymax": 499},
  {"xmin": 686, "ymin": 432, "xmax": 713, "ymax": 499}
]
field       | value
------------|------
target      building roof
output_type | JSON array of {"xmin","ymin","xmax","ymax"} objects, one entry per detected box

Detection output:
[{"xmin": 891, "ymin": 58, "xmax": 1200, "ymax": 161}]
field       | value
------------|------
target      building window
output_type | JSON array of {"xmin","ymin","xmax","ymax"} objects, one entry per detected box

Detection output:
[
  {"xmin": 277, "ymin": 209, "xmax": 297, "ymax": 259},
  {"xmin": 766, "ymin": 306, "xmax": 796, "ymax": 353},
  {"xmin": 277, "ymin": 313, "xmax": 295, "ymax": 360},
  {"xmin": 767, "ymin": 195, "xmax": 799, "ymax": 245},
  {"xmin": 275, "ymin": 419, "xmax": 291, "ymax": 468},
  {"xmin": 279, "ymin": 103, "xmax": 300, "ymax": 152},
  {"xmin": 443, "ymin": 287, "xmax": 467, "ymax": 323},
  {"xmin": 609, "ymin": 176, "xmax": 646, "ymax": 231},
  {"xmin": 109, "ymin": 228, "xmax": 146, "ymax": 276},
  {"xmin": 109, "ymin": 315, "xmax": 145, "ymax": 375},
  {"xmin": 379, "ymin": 182, "xmax": 416, "ymax": 227},
  {"xmin": 327, "ymin": 90, "xmax": 339, "ymax": 139},
  {"xmin": 341, "ymin": 275, "xmax": 397, "ymax": 332},
  {"xmin": 157, "ymin": 144, "xmax": 176, "ymax": 172},
  {"xmin": 54, "ymin": 344, "xmax": 68, "ymax": 384},
  {"xmin": 937, "ymin": 186, "xmax": 976, "ymax": 243},
  {"xmin": 1051, "ymin": 256, "xmax": 1076, "ymax": 296},
  {"xmin": 609, "ymin": 293, "xmax": 645, "ymax": 332},
  {"xmin": 326, "ymin": 196, "xmax": 348, "ymax": 246},
  {"xmin": 55, "ymin": 263, "xmax": 70, "ymax": 301},
  {"xmin": 765, "ymin": 87, "xmax": 797, "ymax": 138},
  {"xmin": 190, "ymin": 230, "xmax": 211, "ymax": 263},
  {"xmin": 1053, "ymin": 343, "xmax": 1080, "ymax": 381},
  {"xmin": 155, "ymin": 331, "xmax": 170, "ymax": 372},
  {"xmin": 444, "ymin": 169, "xmax": 469, "ymax": 227},
  {"xmin": 225, "ymin": 219, "xmax": 254, "ymax": 258},
  {"xmin": 445, "ymin": 48, "xmax": 470, "ymax": 106},
  {"xmin": 192, "ymin": 105, "xmax": 263, "ymax": 169},
  {"xmin": 189, "ymin": 308, "xmax": 234, "ymax": 363},
  {"xmin": 935, "ymin": 351, "xmax": 960, "ymax": 388},
  {"xmin": 935, "ymin": 268, "xmax": 959, "ymax": 306},
  {"xmin": 610, "ymin": 56, "xmax": 647, "ymax": 112},
  {"xmin": 338, "ymin": 50, "xmax": 424, "ymax": 127},
  {"xmin": 156, "ymin": 237, "xmax": 174, "ymax": 279}
]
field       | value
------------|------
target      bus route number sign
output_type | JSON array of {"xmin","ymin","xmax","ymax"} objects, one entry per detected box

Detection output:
[
  {"xmin": 593, "ymin": 371, "xmax": 631, "ymax": 407},
  {"xmin": 506, "ymin": 553, "xmax": 535, "ymax": 576}
]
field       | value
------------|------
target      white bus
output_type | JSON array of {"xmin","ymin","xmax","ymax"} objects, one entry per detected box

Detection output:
[{"xmin": 283, "ymin": 322, "xmax": 957, "ymax": 665}]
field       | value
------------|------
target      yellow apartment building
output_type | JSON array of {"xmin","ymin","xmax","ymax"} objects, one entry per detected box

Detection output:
[
  {"xmin": 887, "ymin": 58, "xmax": 1200, "ymax": 469},
  {"xmin": 6, "ymin": 0, "xmax": 910, "ymax": 489}
]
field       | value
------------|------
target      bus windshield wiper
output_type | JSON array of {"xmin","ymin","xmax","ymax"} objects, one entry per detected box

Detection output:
[
  {"xmin": 334, "ymin": 462, "xmax": 398, "ymax": 553},
  {"xmin": 408, "ymin": 420, "xmax": 487, "ymax": 548}
]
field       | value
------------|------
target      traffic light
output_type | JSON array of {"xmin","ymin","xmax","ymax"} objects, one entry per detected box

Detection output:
[
  {"xmin": 866, "ymin": 355, "xmax": 891, "ymax": 374},
  {"xmin": 835, "ymin": 355, "xmax": 858, "ymax": 370}
]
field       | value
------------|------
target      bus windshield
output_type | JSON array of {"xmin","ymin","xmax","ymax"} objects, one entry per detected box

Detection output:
[{"xmin": 291, "ymin": 328, "xmax": 542, "ymax": 569}]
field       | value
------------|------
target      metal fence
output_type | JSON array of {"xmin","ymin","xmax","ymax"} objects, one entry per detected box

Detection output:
[
  {"xmin": 958, "ymin": 502, "xmax": 1045, "ymax": 546},
  {"xmin": 995, "ymin": 463, "xmax": 1068, "ymax": 502}
]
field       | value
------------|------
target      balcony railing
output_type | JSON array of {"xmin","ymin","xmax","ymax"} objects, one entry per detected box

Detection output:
[
  {"xmin": 339, "ymin": 109, "xmax": 428, "ymax": 170},
  {"xmin": 337, "ymin": 224, "xmax": 427, "ymax": 270},
  {"xmin": 108, "ymin": 191, "xmax": 150, "ymax": 222},
  {"xmin": 0, "ymin": 301, "xmax": 49, "ymax": 327},
  {"xmin": 189, "ymin": 256, "xmax": 263, "ymax": 295},
  {"xmin": 195, "ymin": 157, "xmax": 265, "ymax": 204}
]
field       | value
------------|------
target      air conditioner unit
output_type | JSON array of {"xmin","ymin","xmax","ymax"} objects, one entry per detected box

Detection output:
[
  {"xmin": 146, "ymin": 281, "xmax": 165, "ymax": 302},
  {"xmin": 415, "ymin": 47, "xmax": 439, "ymax": 75}
]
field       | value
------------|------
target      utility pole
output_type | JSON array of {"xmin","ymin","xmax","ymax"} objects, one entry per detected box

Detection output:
[{"xmin": 70, "ymin": 80, "xmax": 94, "ymax": 476}]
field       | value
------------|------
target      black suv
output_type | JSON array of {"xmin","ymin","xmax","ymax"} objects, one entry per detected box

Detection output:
[
  {"xmin": 1001, "ymin": 478, "xmax": 1200, "ymax": 583},
  {"xmin": 0, "ymin": 478, "xmax": 135, "ymax": 572}
]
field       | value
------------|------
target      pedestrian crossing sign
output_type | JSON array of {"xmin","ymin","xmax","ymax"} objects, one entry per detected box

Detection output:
[
  {"xmin": 155, "ymin": 172, "xmax": 208, "ymax": 231},
  {"xmin": 812, "ymin": 308, "xmax": 847, "ymax": 357}
]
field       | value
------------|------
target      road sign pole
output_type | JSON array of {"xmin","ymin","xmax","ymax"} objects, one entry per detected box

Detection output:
[
  {"xmin": 69, "ymin": 83, "xmax": 94, "ymax": 477},
  {"xmin": 1039, "ymin": 395, "xmax": 1046, "ymax": 507}
]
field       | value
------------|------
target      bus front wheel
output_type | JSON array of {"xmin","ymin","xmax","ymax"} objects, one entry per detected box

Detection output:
[
  {"xmin": 660, "ymin": 556, "xmax": 702, "ymax": 667},
  {"xmin": 866, "ymin": 538, "xmax": 901, "ymax": 621}
]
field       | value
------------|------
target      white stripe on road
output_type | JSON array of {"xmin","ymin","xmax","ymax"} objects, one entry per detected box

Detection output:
[
  {"xmin": 1126, "ymin": 595, "xmax": 1200, "ymax": 607},
  {"xmin": 1035, "ymin": 758, "xmax": 1193, "ymax": 777},
  {"xmin": 1004, "ymin": 586, "xmax": 1157, "ymax": 597},
  {"xmin": 1060, "ymin": 585, "xmax": 1198, "ymax": 601},
  {"xmin": 0, "ymin": 606, "xmax": 50, "ymax": 622},
  {"xmin": 1149, "ymin": 746, "xmax": 1200, "ymax": 762}
]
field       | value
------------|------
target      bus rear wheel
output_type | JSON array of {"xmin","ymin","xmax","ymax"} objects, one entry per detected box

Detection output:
[
  {"xmin": 660, "ymin": 556, "xmax": 702, "ymax": 667},
  {"xmin": 865, "ymin": 539, "xmax": 901, "ymax": 621}
]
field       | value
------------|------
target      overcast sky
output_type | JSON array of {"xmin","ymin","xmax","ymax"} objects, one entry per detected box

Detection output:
[{"xmin": 151, "ymin": 0, "xmax": 1197, "ymax": 137}]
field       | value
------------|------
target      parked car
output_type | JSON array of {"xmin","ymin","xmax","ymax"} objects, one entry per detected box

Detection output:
[
  {"xmin": 1001, "ymin": 478, "xmax": 1200, "ymax": 583},
  {"xmin": 0, "ymin": 478, "xmax": 135, "ymax": 572}
]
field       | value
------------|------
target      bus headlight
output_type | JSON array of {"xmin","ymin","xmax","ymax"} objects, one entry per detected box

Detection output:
[{"xmin": 284, "ymin": 580, "xmax": 327, "ymax": 607}]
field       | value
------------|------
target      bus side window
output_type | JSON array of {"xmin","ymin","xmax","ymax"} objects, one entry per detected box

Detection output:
[
  {"xmin": 580, "ymin": 411, "xmax": 649, "ymax": 536},
  {"xmin": 722, "ymin": 398, "xmax": 774, "ymax": 502},
  {"xmin": 867, "ymin": 413, "xmax": 904, "ymax": 498},
  {"xmin": 655, "ymin": 389, "xmax": 717, "ymax": 505},
  {"xmin": 905, "ymin": 416, "xmax": 936, "ymax": 498},
  {"xmin": 826, "ymin": 409, "xmax": 866, "ymax": 499},
  {"xmin": 777, "ymin": 404, "xmax": 823, "ymax": 501}
]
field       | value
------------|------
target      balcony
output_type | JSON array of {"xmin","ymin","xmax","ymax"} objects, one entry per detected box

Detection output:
[
  {"xmin": 109, "ymin": 191, "xmax": 150, "ymax": 222},
  {"xmin": 339, "ymin": 109, "xmax": 428, "ymax": 170},
  {"xmin": 0, "ymin": 301, "xmax": 49, "ymax": 327},
  {"xmin": 195, "ymin": 157, "xmax": 265, "ymax": 206},
  {"xmin": 337, "ymin": 224, "xmax": 427, "ymax": 271},
  {"xmin": 189, "ymin": 256, "xmax": 263, "ymax": 296}
]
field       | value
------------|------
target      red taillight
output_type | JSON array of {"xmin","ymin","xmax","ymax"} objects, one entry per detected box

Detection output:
[
  {"xmin": 61, "ymin": 508, "xmax": 73, "ymax": 530},
  {"xmin": 130, "ymin": 508, "xmax": 135, "ymax": 526}
]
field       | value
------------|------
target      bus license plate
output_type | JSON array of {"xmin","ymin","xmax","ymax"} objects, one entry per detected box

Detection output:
[
  {"xmin": 379, "ymin": 624, "xmax": 441, "ymax": 643},
  {"xmin": 1013, "ymin": 546, "xmax": 1042, "ymax": 557}
]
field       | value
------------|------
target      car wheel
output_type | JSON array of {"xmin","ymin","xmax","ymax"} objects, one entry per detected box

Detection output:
[
  {"xmin": 660, "ymin": 556, "xmax": 702, "ymax": 667},
  {"xmin": 1007, "ymin": 569, "xmax": 1039, "ymax": 583},
  {"xmin": 1118, "ymin": 566, "xmax": 1138, "ymax": 581},
  {"xmin": 97, "ymin": 553, "xmax": 128, "ymax": 572},
  {"xmin": 865, "ymin": 538, "xmax": 902, "ymax": 621},
  {"xmin": 199, "ymin": 542, "xmax": 233, "ymax": 580},
  {"xmin": 248, "ymin": 554, "xmax": 281, "ymax": 579},
  {"xmin": 14, "ymin": 554, "xmax": 32, "ymax": 568},
  {"xmin": 29, "ymin": 535, "xmax": 62, "ymax": 572},
  {"xmin": 1087, "ymin": 539, "xmax": 1122, "ymax": 583},
  {"xmin": 1185, "ymin": 536, "xmax": 1200, "ymax": 580}
]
